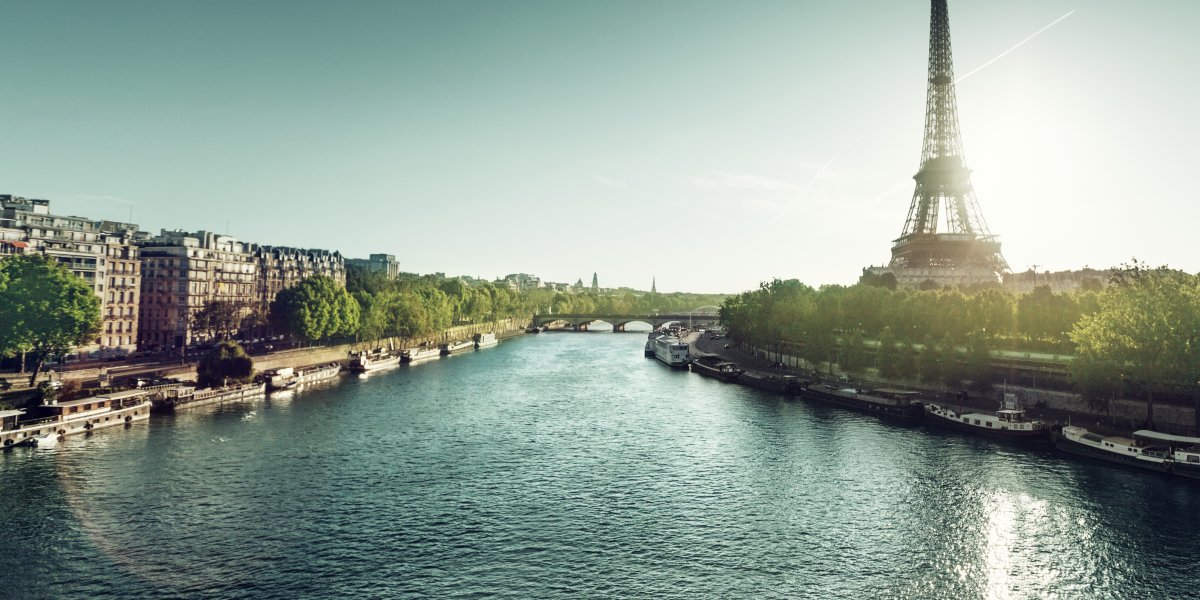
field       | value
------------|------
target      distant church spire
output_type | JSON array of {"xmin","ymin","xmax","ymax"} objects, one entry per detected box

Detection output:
[
  {"xmin": 591, "ymin": 272, "xmax": 598, "ymax": 292},
  {"xmin": 651, "ymin": 276, "xmax": 657, "ymax": 293}
]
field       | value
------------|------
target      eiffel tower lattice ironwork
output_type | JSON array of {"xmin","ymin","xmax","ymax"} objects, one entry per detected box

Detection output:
[{"xmin": 888, "ymin": 0, "xmax": 1009, "ymax": 275}]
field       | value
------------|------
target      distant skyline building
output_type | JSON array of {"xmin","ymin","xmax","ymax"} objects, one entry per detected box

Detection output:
[
  {"xmin": 347, "ymin": 253, "xmax": 400, "ymax": 279},
  {"xmin": 591, "ymin": 272, "xmax": 598, "ymax": 292},
  {"xmin": 868, "ymin": 0, "xmax": 1010, "ymax": 289}
]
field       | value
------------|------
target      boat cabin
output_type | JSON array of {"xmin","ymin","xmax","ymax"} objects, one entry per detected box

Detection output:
[
  {"xmin": 1134, "ymin": 430, "xmax": 1200, "ymax": 464},
  {"xmin": 866, "ymin": 388, "xmax": 922, "ymax": 407}
]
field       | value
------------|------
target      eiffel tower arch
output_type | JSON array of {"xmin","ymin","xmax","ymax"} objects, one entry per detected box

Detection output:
[{"xmin": 869, "ymin": 0, "xmax": 1010, "ymax": 289}]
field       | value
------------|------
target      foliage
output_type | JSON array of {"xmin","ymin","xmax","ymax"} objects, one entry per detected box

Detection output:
[
  {"xmin": 344, "ymin": 266, "xmax": 728, "ymax": 342},
  {"xmin": 196, "ymin": 341, "xmax": 255, "ymax": 388},
  {"xmin": 271, "ymin": 275, "xmax": 361, "ymax": 343},
  {"xmin": 1070, "ymin": 265, "xmax": 1200, "ymax": 426},
  {"xmin": 191, "ymin": 299, "xmax": 253, "ymax": 341},
  {"xmin": 876, "ymin": 327, "xmax": 900, "ymax": 379},
  {"xmin": 0, "ymin": 254, "xmax": 102, "ymax": 385}
]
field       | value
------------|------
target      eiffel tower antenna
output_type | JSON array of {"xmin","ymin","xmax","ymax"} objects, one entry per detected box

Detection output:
[{"xmin": 883, "ymin": 0, "xmax": 1009, "ymax": 287}]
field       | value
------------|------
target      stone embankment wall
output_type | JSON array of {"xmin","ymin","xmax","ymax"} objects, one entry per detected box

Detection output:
[
  {"xmin": 52, "ymin": 318, "xmax": 528, "ymax": 384},
  {"xmin": 747, "ymin": 345, "xmax": 1197, "ymax": 435}
]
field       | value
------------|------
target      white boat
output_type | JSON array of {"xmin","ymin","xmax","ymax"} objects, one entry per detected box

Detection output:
[
  {"xmin": 1055, "ymin": 426, "xmax": 1200, "ymax": 480},
  {"xmin": 267, "ymin": 363, "xmax": 343, "ymax": 390},
  {"xmin": 1, "ymin": 390, "xmax": 153, "ymax": 448},
  {"xmin": 653, "ymin": 336, "xmax": 690, "ymax": 368},
  {"xmin": 475, "ymin": 332, "xmax": 498, "ymax": 349},
  {"xmin": 402, "ymin": 346, "xmax": 441, "ymax": 363},
  {"xmin": 348, "ymin": 349, "xmax": 402, "ymax": 372},
  {"xmin": 441, "ymin": 340, "xmax": 475, "ymax": 356},
  {"xmin": 165, "ymin": 382, "xmax": 267, "ymax": 410}
]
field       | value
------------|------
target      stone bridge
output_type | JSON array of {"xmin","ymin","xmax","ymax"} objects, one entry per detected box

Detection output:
[{"xmin": 533, "ymin": 311, "xmax": 721, "ymax": 332}]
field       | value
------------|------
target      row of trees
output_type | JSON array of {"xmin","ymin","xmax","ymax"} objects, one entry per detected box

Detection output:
[
  {"xmin": 720, "ymin": 279, "xmax": 1100, "ymax": 353},
  {"xmin": 260, "ymin": 269, "xmax": 729, "ymax": 344},
  {"xmin": 721, "ymin": 265, "xmax": 1200, "ymax": 427}
]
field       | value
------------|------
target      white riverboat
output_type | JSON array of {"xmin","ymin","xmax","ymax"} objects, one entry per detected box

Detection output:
[
  {"xmin": 441, "ymin": 340, "xmax": 475, "ymax": 356},
  {"xmin": 1055, "ymin": 426, "xmax": 1200, "ymax": 480},
  {"xmin": 264, "ymin": 363, "xmax": 342, "ymax": 391},
  {"xmin": 653, "ymin": 336, "xmax": 690, "ymax": 368},
  {"xmin": 348, "ymin": 348, "xmax": 402, "ymax": 373},
  {"xmin": 402, "ymin": 346, "xmax": 441, "ymax": 363},
  {"xmin": 475, "ymin": 332, "xmax": 498, "ymax": 349},
  {"xmin": 1, "ymin": 389, "xmax": 153, "ymax": 448},
  {"xmin": 162, "ymin": 382, "xmax": 267, "ymax": 410}
]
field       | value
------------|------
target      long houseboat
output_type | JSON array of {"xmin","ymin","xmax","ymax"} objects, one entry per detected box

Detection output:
[
  {"xmin": 1055, "ymin": 426, "xmax": 1200, "ymax": 480},
  {"xmin": 690, "ymin": 355, "xmax": 743, "ymax": 382},
  {"xmin": 925, "ymin": 392, "xmax": 1050, "ymax": 443},
  {"xmin": 800, "ymin": 384, "xmax": 924, "ymax": 419},
  {"xmin": 349, "ymin": 349, "xmax": 402, "ymax": 373},
  {"xmin": 1, "ymin": 390, "xmax": 153, "ymax": 448},
  {"xmin": 264, "ymin": 363, "xmax": 342, "ymax": 391},
  {"xmin": 161, "ymin": 382, "xmax": 266, "ymax": 410},
  {"xmin": 653, "ymin": 336, "xmax": 690, "ymax": 368},
  {"xmin": 402, "ymin": 346, "xmax": 441, "ymax": 363},
  {"xmin": 441, "ymin": 340, "xmax": 475, "ymax": 355}
]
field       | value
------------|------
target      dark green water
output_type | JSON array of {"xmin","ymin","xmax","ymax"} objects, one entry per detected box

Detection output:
[{"xmin": 2, "ymin": 333, "xmax": 1198, "ymax": 599}]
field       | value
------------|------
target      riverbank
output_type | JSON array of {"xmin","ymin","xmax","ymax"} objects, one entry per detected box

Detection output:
[
  {"xmin": 0, "ymin": 318, "xmax": 528, "ymax": 410},
  {"xmin": 690, "ymin": 335, "xmax": 1195, "ymax": 438}
]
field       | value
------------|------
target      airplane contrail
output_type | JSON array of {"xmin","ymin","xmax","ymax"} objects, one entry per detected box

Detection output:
[
  {"xmin": 956, "ymin": 10, "xmax": 1076, "ymax": 84},
  {"xmin": 768, "ymin": 150, "xmax": 844, "ymax": 224}
]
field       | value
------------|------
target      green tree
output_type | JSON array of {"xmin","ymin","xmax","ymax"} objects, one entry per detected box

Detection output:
[
  {"xmin": 962, "ymin": 332, "xmax": 994, "ymax": 392},
  {"xmin": 271, "ymin": 276, "xmax": 361, "ymax": 343},
  {"xmin": 1070, "ymin": 267, "xmax": 1200, "ymax": 428},
  {"xmin": 841, "ymin": 332, "xmax": 869, "ymax": 375},
  {"xmin": 196, "ymin": 341, "xmax": 255, "ymax": 388},
  {"xmin": 0, "ymin": 255, "xmax": 102, "ymax": 386},
  {"xmin": 876, "ymin": 327, "xmax": 900, "ymax": 379},
  {"xmin": 192, "ymin": 299, "xmax": 249, "ymax": 341},
  {"xmin": 919, "ymin": 335, "xmax": 942, "ymax": 386}
]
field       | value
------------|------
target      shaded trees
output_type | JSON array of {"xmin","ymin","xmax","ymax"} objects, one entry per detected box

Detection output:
[{"xmin": 196, "ymin": 341, "xmax": 255, "ymax": 388}]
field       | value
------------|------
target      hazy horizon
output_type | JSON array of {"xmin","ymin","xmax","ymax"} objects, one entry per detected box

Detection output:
[{"xmin": 3, "ymin": 0, "xmax": 1198, "ymax": 294}]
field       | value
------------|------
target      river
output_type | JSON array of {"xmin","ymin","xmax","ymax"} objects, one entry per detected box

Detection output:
[{"xmin": 2, "ymin": 333, "xmax": 1197, "ymax": 599}]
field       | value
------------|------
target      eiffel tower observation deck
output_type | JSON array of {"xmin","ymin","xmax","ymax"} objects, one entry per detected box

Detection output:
[{"xmin": 870, "ymin": 0, "xmax": 1010, "ymax": 289}]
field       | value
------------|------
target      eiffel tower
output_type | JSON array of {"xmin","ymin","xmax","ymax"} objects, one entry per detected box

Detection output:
[{"xmin": 878, "ymin": 0, "xmax": 1009, "ymax": 288}]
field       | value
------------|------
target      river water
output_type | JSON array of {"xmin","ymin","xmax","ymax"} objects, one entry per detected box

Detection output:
[{"xmin": 2, "ymin": 333, "xmax": 1198, "ymax": 599}]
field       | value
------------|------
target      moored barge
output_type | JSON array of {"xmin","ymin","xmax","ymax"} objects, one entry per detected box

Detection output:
[
  {"xmin": 653, "ymin": 336, "xmax": 690, "ymax": 368},
  {"xmin": 161, "ymin": 382, "xmax": 266, "ymax": 410},
  {"xmin": 402, "ymin": 345, "xmax": 441, "ymax": 363},
  {"xmin": 800, "ymin": 384, "xmax": 924, "ymax": 419},
  {"xmin": 1054, "ymin": 426, "xmax": 1200, "ymax": 480},
  {"xmin": 925, "ymin": 392, "xmax": 1050, "ymax": 444},
  {"xmin": 264, "ymin": 363, "xmax": 342, "ymax": 391},
  {"xmin": 690, "ymin": 355, "xmax": 743, "ymax": 382},
  {"xmin": 349, "ymin": 348, "xmax": 402, "ymax": 372},
  {"xmin": 475, "ymin": 332, "xmax": 498, "ymax": 349},
  {"xmin": 441, "ymin": 340, "xmax": 475, "ymax": 355},
  {"xmin": 1, "ymin": 390, "xmax": 153, "ymax": 448}
]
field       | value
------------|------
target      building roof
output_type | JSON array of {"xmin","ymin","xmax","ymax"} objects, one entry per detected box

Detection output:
[{"xmin": 0, "ymin": 409, "xmax": 26, "ymax": 419}]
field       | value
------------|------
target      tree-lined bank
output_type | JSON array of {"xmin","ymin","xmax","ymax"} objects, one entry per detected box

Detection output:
[{"xmin": 719, "ymin": 265, "xmax": 1200, "ymax": 430}]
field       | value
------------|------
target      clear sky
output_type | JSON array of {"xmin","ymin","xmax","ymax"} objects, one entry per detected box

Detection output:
[{"xmin": 2, "ymin": 0, "xmax": 1197, "ymax": 293}]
